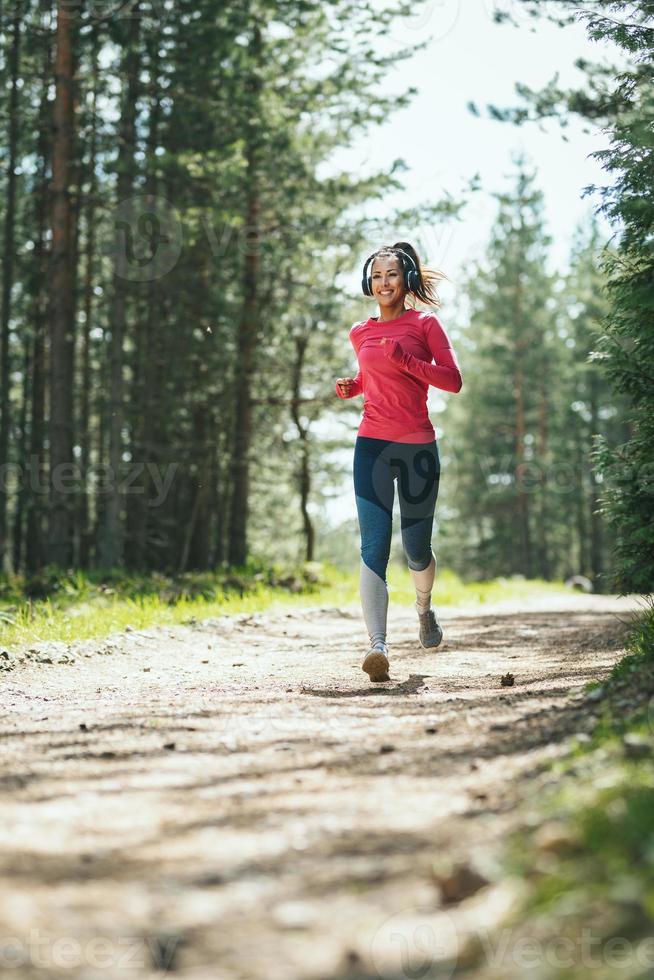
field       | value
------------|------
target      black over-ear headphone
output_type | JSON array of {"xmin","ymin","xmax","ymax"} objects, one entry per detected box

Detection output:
[{"xmin": 361, "ymin": 247, "xmax": 420, "ymax": 297}]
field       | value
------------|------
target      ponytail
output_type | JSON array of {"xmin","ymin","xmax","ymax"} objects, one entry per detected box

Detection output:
[{"xmin": 391, "ymin": 241, "xmax": 448, "ymax": 308}]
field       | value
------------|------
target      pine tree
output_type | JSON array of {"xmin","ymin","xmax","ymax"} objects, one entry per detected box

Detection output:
[
  {"xmin": 444, "ymin": 161, "xmax": 557, "ymax": 579},
  {"xmin": 558, "ymin": 217, "xmax": 630, "ymax": 587},
  {"xmin": 483, "ymin": 0, "xmax": 654, "ymax": 592},
  {"xmin": 1, "ymin": 0, "xmax": 447, "ymax": 573}
]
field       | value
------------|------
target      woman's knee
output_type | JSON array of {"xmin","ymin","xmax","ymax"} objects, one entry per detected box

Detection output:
[
  {"xmin": 401, "ymin": 517, "xmax": 434, "ymax": 570},
  {"xmin": 361, "ymin": 541, "xmax": 391, "ymax": 580},
  {"xmin": 404, "ymin": 540, "xmax": 434, "ymax": 572},
  {"xmin": 406, "ymin": 551, "xmax": 433, "ymax": 572}
]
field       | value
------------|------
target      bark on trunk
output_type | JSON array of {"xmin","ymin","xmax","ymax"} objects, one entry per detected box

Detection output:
[
  {"xmin": 25, "ymin": 43, "xmax": 52, "ymax": 574},
  {"xmin": 78, "ymin": 22, "xmax": 100, "ymax": 568},
  {"xmin": 514, "ymin": 354, "xmax": 532, "ymax": 576},
  {"xmin": 588, "ymin": 372, "xmax": 604, "ymax": 586},
  {"xmin": 290, "ymin": 336, "xmax": 315, "ymax": 562},
  {"xmin": 537, "ymin": 379, "xmax": 550, "ymax": 578},
  {"xmin": 98, "ymin": 5, "xmax": 141, "ymax": 568},
  {"xmin": 227, "ymin": 24, "xmax": 263, "ymax": 568},
  {"xmin": 47, "ymin": 0, "xmax": 76, "ymax": 567},
  {"xmin": 0, "ymin": 2, "xmax": 23, "ymax": 570}
]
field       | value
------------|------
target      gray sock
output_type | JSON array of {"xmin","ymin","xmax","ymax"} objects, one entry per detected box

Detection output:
[{"xmin": 359, "ymin": 558, "xmax": 389, "ymax": 648}]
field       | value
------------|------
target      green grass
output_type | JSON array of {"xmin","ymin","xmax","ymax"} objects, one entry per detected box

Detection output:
[
  {"xmin": 574, "ymin": 597, "xmax": 654, "ymax": 752},
  {"xmin": 608, "ymin": 594, "xmax": 654, "ymax": 680},
  {"xmin": 0, "ymin": 561, "xmax": 572, "ymax": 651},
  {"xmin": 385, "ymin": 565, "xmax": 568, "ymax": 607}
]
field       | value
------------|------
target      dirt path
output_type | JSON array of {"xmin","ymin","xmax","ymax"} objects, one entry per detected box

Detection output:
[{"xmin": 0, "ymin": 592, "xmax": 639, "ymax": 979}]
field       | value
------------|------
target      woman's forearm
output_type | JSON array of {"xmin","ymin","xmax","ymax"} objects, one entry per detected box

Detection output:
[{"xmin": 395, "ymin": 348, "xmax": 462, "ymax": 393}]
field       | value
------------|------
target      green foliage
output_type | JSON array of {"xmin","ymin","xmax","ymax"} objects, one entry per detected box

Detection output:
[
  {"xmin": 440, "ymin": 164, "xmax": 625, "ymax": 586},
  {"xmin": 1, "ymin": 0, "xmax": 463, "ymax": 574},
  {"xmin": 586, "ymin": 10, "xmax": 654, "ymax": 594},
  {"xmin": 510, "ymin": 765, "xmax": 654, "ymax": 936},
  {"xmin": 588, "ymin": 54, "xmax": 654, "ymax": 591},
  {"xmin": 609, "ymin": 595, "xmax": 654, "ymax": 678},
  {"xmin": 482, "ymin": 0, "xmax": 654, "ymax": 596},
  {"xmin": 593, "ymin": 431, "xmax": 654, "ymax": 594},
  {"xmin": 442, "ymin": 161, "xmax": 556, "ymax": 579},
  {"xmin": 486, "ymin": 605, "xmax": 654, "ymax": 978}
]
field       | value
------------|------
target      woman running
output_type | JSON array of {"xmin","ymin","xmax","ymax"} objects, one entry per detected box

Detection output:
[{"xmin": 335, "ymin": 242, "xmax": 463, "ymax": 682}]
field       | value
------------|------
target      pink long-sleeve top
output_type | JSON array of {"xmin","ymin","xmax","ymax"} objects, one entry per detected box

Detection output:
[{"xmin": 335, "ymin": 307, "xmax": 462, "ymax": 443}]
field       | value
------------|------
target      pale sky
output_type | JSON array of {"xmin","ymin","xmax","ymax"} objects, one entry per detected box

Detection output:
[
  {"xmin": 322, "ymin": 0, "xmax": 615, "ymax": 528},
  {"xmin": 328, "ymin": 0, "xmax": 614, "ymax": 308}
]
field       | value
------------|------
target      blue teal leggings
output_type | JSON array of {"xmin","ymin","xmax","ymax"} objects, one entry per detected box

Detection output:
[{"xmin": 353, "ymin": 436, "xmax": 440, "ymax": 645}]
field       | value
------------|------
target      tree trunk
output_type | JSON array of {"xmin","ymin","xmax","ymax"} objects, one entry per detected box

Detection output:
[
  {"xmin": 290, "ymin": 336, "xmax": 315, "ymax": 562},
  {"xmin": 78, "ymin": 21, "xmax": 100, "ymax": 568},
  {"xmin": 536, "ymin": 378, "xmax": 549, "ymax": 578},
  {"xmin": 588, "ymin": 371, "xmax": 604, "ymax": 587},
  {"xmin": 98, "ymin": 4, "xmax": 141, "ymax": 568},
  {"xmin": 212, "ymin": 409, "xmax": 230, "ymax": 568},
  {"xmin": 25, "ymin": 39, "xmax": 52, "ymax": 576},
  {"xmin": 26, "ymin": 316, "xmax": 47, "ymax": 574},
  {"xmin": 0, "ymin": 1, "xmax": 23, "ymax": 571},
  {"xmin": 126, "ymin": 28, "xmax": 162, "ymax": 570},
  {"xmin": 574, "ymin": 418, "xmax": 588, "ymax": 575},
  {"xmin": 12, "ymin": 339, "xmax": 30, "ymax": 572},
  {"xmin": 47, "ymin": 0, "xmax": 77, "ymax": 567},
  {"xmin": 227, "ymin": 24, "xmax": 263, "ymax": 568},
  {"xmin": 187, "ymin": 400, "xmax": 212, "ymax": 570},
  {"xmin": 514, "ymin": 354, "xmax": 532, "ymax": 576}
]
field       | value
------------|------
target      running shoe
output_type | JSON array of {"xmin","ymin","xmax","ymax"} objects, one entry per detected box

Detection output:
[
  {"xmin": 417, "ymin": 605, "xmax": 443, "ymax": 649},
  {"xmin": 362, "ymin": 641, "xmax": 390, "ymax": 682}
]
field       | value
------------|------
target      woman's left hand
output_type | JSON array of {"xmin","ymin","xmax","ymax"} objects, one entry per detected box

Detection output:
[{"xmin": 379, "ymin": 337, "xmax": 404, "ymax": 363}]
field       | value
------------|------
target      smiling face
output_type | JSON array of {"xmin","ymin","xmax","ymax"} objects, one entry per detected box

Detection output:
[{"xmin": 370, "ymin": 253, "xmax": 406, "ymax": 311}]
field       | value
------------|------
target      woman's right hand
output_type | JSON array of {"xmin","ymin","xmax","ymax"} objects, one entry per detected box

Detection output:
[{"xmin": 336, "ymin": 377, "xmax": 356, "ymax": 397}]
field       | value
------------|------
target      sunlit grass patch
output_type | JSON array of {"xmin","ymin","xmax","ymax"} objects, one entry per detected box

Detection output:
[
  {"xmin": 0, "ymin": 561, "xmax": 572, "ymax": 651},
  {"xmin": 386, "ymin": 565, "xmax": 570, "ymax": 608}
]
